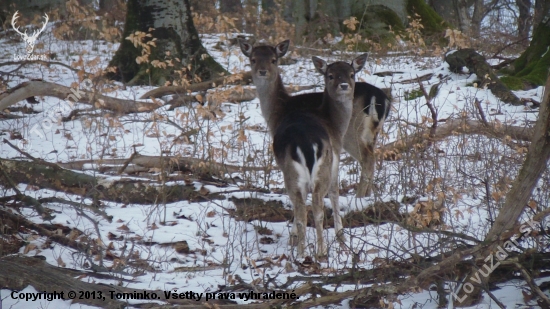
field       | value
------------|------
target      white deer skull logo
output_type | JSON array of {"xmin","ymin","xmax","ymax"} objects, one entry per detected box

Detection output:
[{"xmin": 11, "ymin": 11, "xmax": 49, "ymax": 55}]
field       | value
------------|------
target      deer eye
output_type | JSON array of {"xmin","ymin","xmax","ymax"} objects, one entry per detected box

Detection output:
[
  {"xmin": 351, "ymin": 73, "xmax": 355, "ymax": 78},
  {"xmin": 251, "ymin": 59, "xmax": 256, "ymax": 64},
  {"xmin": 271, "ymin": 59, "xmax": 276, "ymax": 64},
  {"xmin": 328, "ymin": 74, "xmax": 334, "ymax": 80}
]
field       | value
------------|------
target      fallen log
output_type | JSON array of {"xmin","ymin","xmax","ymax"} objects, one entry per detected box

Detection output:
[
  {"xmin": 55, "ymin": 154, "xmax": 264, "ymax": 174},
  {"xmin": 0, "ymin": 80, "xmax": 158, "ymax": 113},
  {"xmin": 445, "ymin": 49, "xmax": 522, "ymax": 105},
  {"xmin": 381, "ymin": 118, "xmax": 534, "ymax": 159},
  {"xmin": 0, "ymin": 158, "xmax": 225, "ymax": 205}
]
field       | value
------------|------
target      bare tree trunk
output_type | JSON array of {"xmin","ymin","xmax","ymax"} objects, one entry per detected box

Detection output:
[
  {"xmin": 188, "ymin": 0, "xmax": 216, "ymax": 12},
  {"xmin": 457, "ymin": 0, "xmax": 473, "ymax": 34},
  {"xmin": 107, "ymin": 0, "xmax": 226, "ymax": 85},
  {"xmin": 532, "ymin": 0, "xmax": 550, "ymax": 27},
  {"xmin": 454, "ymin": 74, "xmax": 550, "ymax": 306},
  {"xmin": 512, "ymin": 17, "xmax": 550, "ymax": 86},
  {"xmin": 261, "ymin": 0, "xmax": 276, "ymax": 25},
  {"xmin": 292, "ymin": 0, "xmax": 309, "ymax": 40},
  {"xmin": 220, "ymin": 0, "xmax": 243, "ymax": 13},
  {"xmin": 429, "ymin": 0, "xmax": 463, "ymax": 29},
  {"xmin": 336, "ymin": 0, "xmax": 351, "ymax": 22},
  {"xmin": 317, "ymin": 0, "xmax": 341, "ymax": 34},
  {"xmin": 516, "ymin": 0, "xmax": 532, "ymax": 46}
]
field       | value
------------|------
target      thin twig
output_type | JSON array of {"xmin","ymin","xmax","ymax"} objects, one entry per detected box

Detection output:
[
  {"xmin": 117, "ymin": 150, "xmax": 138, "ymax": 175},
  {"xmin": 417, "ymin": 80, "xmax": 438, "ymax": 137},
  {"xmin": 483, "ymin": 286, "xmax": 506, "ymax": 308},
  {"xmin": 474, "ymin": 98, "xmax": 489, "ymax": 126},
  {"xmin": 0, "ymin": 60, "xmax": 79, "ymax": 72}
]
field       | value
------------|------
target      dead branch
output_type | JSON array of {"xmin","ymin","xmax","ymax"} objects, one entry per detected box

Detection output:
[
  {"xmin": 474, "ymin": 98, "xmax": 489, "ymax": 126},
  {"xmin": 417, "ymin": 80, "xmax": 438, "ymax": 138},
  {"xmin": 0, "ymin": 208, "xmax": 92, "ymax": 254},
  {"xmin": 381, "ymin": 118, "xmax": 533, "ymax": 159},
  {"xmin": 140, "ymin": 71, "xmax": 253, "ymax": 99},
  {"xmin": 392, "ymin": 73, "xmax": 433, "ymax": 84},
  {"xmin": 514, "ymin": 262, "xmax": 550, "ymax": 306},
  {"xmin": 0, "ymin": 60, "xmax": 79, "ymax": 73},
  {"xmin": 0, "ymin": 80, "xmax": 158, "ymax": 113}
]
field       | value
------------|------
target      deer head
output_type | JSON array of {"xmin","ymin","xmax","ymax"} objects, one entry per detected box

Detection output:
[{"xmin": 12, "ymin": 11, "xmax": 49, "ymax": 55}]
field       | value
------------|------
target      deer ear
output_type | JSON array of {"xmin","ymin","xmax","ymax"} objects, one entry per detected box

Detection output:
[
  {"xmin": 352, "ymin": 53, "xmax": 368, "ymax": 72},
  {"xmin": 238, "ymin": 38, "xmax": 253, "ymax": 57},
  {"xmin": 311, "ymin": 56, "xmax": 327, "ymax": 75},
  {"xmin": 275, "ymin": 40, "xmax": 290, "ymax": 58}
]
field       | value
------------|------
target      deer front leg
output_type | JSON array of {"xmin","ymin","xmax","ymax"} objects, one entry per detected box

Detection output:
[
  {"xmin": 328, "ymin": 153, "xmax": 346, "ymax": 246},
  {"xmin": 311, "ymin": 191, "xmax": 327, "ymax": 259}
]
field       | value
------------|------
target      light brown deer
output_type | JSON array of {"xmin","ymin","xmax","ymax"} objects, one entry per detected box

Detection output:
[
  {"xmin": 238, "ymin": 38, "xmax": 367, "ymax": 258},
  {"xmin": 342, "ymin": 82, "xmax": 391, "ymax": 197}
]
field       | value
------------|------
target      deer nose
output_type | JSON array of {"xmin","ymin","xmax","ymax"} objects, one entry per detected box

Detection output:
[
  {"xmin": 340, "ymin": 83, "xmax": 349, "ymax": 90},
  {"xmin": 259, "ymin": 70, "xmax": 267, "ymax": 76}
]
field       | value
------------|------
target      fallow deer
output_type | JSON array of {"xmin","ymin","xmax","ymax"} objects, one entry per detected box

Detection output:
[
  {"xmin": 238, "ymin": 38, "xmax": 367, "ymax": 258},
  {"xmin": 238, "ymin": 39, "xmax": 390, "ymax": 198},
  {"xmin": 342, "ymin": 82, "xmax": 391, "ymax": 197}
]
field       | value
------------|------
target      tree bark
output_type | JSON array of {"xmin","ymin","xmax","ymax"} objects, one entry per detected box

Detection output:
[
  {"xmin": 428, "ymin": 0, "xmax": 473, "ymax": 32},
  {"xmin": 445, "ymin": 49, "xmax": 523, "ymax": 105},
  {"xmin": 107, "ymin": 0, "xmax": 226, "ymax": 85},
  {"xmin": 220, "ymin": 0, "xmax": 243, "ymax": 13},
  {"xmin": 516, "ymin": 0, "xmax": 532, "ymax": 46},
  {"xmin": 532, "ymin": 0, "xmax": 550, "ymax": 28},
  {"xmin": 511, "ymin": 16, "xmax": 550, "ymax": 86}
]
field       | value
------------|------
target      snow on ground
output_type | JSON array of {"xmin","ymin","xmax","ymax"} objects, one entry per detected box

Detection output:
[{"xmin": 0, "ymin": 27, "xmax": 548, "ymax": 309}]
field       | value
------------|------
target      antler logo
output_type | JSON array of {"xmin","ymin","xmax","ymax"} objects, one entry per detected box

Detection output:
[{"xmin": 11, "ymin": 11, "xmax": 49, "ymax": 55}]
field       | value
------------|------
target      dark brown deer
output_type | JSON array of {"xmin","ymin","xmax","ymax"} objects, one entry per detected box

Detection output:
[
  {"xmin": 238, "ymin": 39, "xmax": 390, "ymax": 198},
  {"xmin": 238, "ymin": 38, "xmax": 366, "ymax": 258}
]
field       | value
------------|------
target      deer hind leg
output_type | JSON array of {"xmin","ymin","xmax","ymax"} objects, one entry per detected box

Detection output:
[
  {"xmin": 311, "ymin": 150, "xmax": 332, "ymax": 259},
  {"xmin": 289, "ymin": 187, "xmax": 308, "ymax": 259},
  {"xmin": 363, "ymin": 143, "xmax": 375, "ymax": 197},
  {"xmin": 311, "ymin": 190, "xmax": 327, "ymax": 259},
  {"xmin": 357, "ymin": 118, "xmax": 380, "ymax": 197},
  {"xmin": 355, "ymin": 141, "xmax": 374, "ymax": 197}
]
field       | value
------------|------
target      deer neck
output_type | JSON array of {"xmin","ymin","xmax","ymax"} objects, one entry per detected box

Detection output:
[
  {"xmin": 323, "ymin": 90, "xmax": 353, "ymax": 151},
  {"xmin": 255, "ymin": 73, "xmax": 290, "ymax": 135}
]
